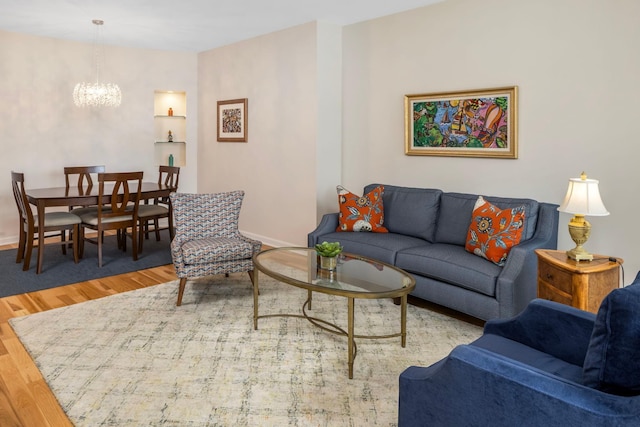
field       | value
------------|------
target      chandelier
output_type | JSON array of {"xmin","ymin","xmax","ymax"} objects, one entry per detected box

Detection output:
[{"xmin": 73, "ymin": 20, "xmax": 122, "ymax": 108}]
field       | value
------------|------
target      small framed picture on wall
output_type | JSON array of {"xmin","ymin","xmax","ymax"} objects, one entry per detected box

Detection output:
[{"xmin": 217, "ymin": 98, "xmax": 248, "ymax": 142}]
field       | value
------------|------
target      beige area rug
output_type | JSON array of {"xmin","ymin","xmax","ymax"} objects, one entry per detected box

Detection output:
[{"xmin": 10, "ymin": 273, "xmax": 482, "ymax": 426}]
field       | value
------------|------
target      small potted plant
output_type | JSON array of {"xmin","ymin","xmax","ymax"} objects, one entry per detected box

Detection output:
[{"xmin": 315, "ymin": 241, "xmax": 343, "ymax": 271}]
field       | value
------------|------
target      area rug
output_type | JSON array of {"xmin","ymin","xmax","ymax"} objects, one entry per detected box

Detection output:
[
  {"xmin": 10, "ymin": 273, "xmax": 483, "ymax": 426},
  {"xmin": 0, "ymin": 235, "xmax": 172, "ymax": 297}
]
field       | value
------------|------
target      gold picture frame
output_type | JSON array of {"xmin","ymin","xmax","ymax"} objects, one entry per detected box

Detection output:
[
  {"xmin": 405, "ymin": 86, "xmax": 517, "ymax": 158},
  {"xmin": 217, "ymin": 98, "xmax": 248, "ymax": 142}
]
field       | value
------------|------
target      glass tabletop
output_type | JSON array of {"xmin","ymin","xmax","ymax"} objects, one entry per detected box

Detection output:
[{"xmin": 253, "ymin": 247, "xmax": 415, "ymax": 298}]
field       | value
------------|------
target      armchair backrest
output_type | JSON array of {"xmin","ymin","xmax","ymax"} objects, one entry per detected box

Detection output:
[{"xmin": 170, "ymin": 191, "xmax": 244, "ymax": 240}]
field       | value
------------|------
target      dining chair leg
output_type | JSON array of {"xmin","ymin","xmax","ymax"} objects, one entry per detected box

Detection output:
[
  {"xmin": 60, "ymin": 230, "xmax": 67, "ymax": 255},
  {"xmin": 154, "ymin": 219, "xmax": 161, "ymax": 241},
  {"xmin": 138, "ymin": 223, "xmax": 145, "ymax": 254},
  {"xmin": 16, "ymin": 229, "xmax": 26, "ymax": 263},
  {"xmin": 131, "ymin": 225, "xmax": 138, "ymax": 261},
  {"xmin": 72, "ymin": 225, "xmax": 79, "ymax": 264},
  {"xmin": 23, "ymin": 235, "xmax": 34, "ymax": 271},
  {"xmin": 97, "ymin": 230, "xmax": 103, "ymax": 268}
]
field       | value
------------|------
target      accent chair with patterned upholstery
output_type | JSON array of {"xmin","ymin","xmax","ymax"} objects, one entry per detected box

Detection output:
[{"xmin": 170, "ymin": 191, "xmax": 262, "ymax": 306}]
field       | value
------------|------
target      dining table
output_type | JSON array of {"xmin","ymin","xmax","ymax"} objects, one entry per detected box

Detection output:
[{"xmin": 25, "ymin": 182, "xmax": 177, "ymax": 274}]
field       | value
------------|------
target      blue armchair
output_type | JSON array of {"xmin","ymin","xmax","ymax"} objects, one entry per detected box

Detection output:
[{"xmin": 399, "ymin": 272, "xmax": 640, "ymax": 427}]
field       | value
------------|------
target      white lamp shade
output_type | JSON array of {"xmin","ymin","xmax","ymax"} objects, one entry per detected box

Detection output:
[{"xmin": 558, "ymin": 176, "xmax": 609, "ymax": 216}]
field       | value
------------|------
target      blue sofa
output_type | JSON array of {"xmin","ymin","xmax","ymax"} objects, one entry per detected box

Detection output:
[
  {"xmin": 308, "ymin": 184, "xmax": 559, "ymax": 320},
  {"xmin": 398, "ymin": 272, "xmax": 640, "ymax": 427}
]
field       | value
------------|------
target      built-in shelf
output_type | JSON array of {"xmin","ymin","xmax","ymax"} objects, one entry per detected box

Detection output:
[{"xmin": 154, "ymin": 91, "xmax": 187, "ymax": 167}]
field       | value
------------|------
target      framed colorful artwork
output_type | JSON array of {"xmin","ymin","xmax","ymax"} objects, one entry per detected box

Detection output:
[
  {"xmin": 217, "ymin": 98, "xmax": 248, "ymax": 142},
  {"xmin": 405, "ymin": 86, "xmax": 517, "ymax": 158}
]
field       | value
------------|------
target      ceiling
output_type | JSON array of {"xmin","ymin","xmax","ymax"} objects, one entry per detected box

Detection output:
[{"xmin": 0, "ymin": 0, "xmax": 443, "ymax": 52}]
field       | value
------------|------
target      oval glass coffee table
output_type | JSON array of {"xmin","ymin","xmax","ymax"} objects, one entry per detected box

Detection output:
[{"xmin": 252, "ymin": 247, "xmax": 416, "ymax": 379}]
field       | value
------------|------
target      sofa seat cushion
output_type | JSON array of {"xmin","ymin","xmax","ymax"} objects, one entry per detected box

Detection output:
[
  {"xmin": 395, "ymin": 244, "xmax": 501, "ymax": 297},
  {"xmin": 472, "ymin": 334, "xmax": 584, "ymax": 383},
  {"xmin": 435, "ymin": 192, "xmax": 539, "ymax": 246},
  {"xmin": 314, "ymin": 231, "xmax": 427, "ymax": 265},
  {"xmin": 364, "ymin": 184, "xmax": 442, "ymax": 242}
]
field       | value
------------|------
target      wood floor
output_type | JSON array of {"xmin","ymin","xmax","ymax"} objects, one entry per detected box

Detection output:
[{"xmin": 0, "ymin": 242, "xmax": 482, "ymax": 426}]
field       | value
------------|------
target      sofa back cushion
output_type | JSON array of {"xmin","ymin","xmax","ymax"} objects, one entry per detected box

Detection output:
[
  {"xmin": 434, "ymin": 192, "xmax": 539, "ymax": 246},
  {"xmin": 364, "ymin": 184, "xmax": 442, "ymax": 242},
  {"xmin": 583, "ymin": 272, "xmax": 640, "ymax": 395}
]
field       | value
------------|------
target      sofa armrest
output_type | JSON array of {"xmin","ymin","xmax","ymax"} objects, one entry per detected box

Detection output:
[
  {"xmin": 496, "ymin": 202, "xmax": 559, "ymax": 318},
  {"xmin": 484, "ymin": 299, "xmax": 596, "ymax": 366},
  {"xmin": 307, "ymin": 213, "xmax": 339, "ymax": 247},
  {"xmin": 399, "ymin": 345, "xmax": 640, "ymax": 427}
]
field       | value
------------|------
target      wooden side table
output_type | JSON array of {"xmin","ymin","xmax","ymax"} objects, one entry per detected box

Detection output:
[{"xmin": 535, "ymin": 249, "xmax": 623, "ymax": 314}]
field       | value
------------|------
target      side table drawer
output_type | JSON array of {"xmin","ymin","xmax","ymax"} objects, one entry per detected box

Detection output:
[
  {"xmin": 538, "ymin": 279, "xmax": 573, "ymax": 306},
  {"xmin": 538, "ymin": 262, "xmax": 572, "ymax": 295}
]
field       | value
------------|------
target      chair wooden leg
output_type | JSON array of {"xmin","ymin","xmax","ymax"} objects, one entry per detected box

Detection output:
[
  {"xmin": 61, "ymin": 230, "xmax": 67, "ymax": 255},
  {"xmin": 23, "ymin": 235, "xmax": 34, "ymax": 271},
  {"xmin": 97, "ymin": 230, "xmax": 103, "ymax": 268},
  {"xmin": 138, "ymin": 223, "xmax": 145, "ymax": 253},
  {"xmin": 131, "ymin": 225, "xmax": 138, "ymax": 261},
  {"xmin": 72, "ymin": 225, "xmax": 79, "ymax": 264},
  {"xmin": 176, "ymin": 277, "xmax": 187, "ymax": 306},
  {"xmin": 78, "ymin": 227, "xmax": 85, "ymax": 258},
  {"xmin": 154, "ymin": 219, "xmax": 161, "ymax": 241},
  {"xmin": 16, "ymin": 230, "xmax": 26, "ymax": 263}
]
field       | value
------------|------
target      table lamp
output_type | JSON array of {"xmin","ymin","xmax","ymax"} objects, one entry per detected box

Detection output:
[{"xmin": 557, "ymin": 172, "xmax": 609, "ymax": 261}]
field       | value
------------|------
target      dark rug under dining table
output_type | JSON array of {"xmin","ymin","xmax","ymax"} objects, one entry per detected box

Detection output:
[{"xmin": 0, "ymin": 236, "xmax": 172, "ymax": 298}]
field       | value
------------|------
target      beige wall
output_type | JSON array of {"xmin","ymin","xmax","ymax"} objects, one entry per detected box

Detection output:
[
  {"xmin": 0, "ymin": 30, "xmax": 198, "ymax": 245},
  {"xmin": 341, "ymin": 0, "xmax": 640, "ymax": 282},
  {"xmin": 197, "ymin": 22, "xmax": 341, "ymax": 247},
  {"xmin": 2, "ymin": 0, "xmax": 639, "ymax": 282}
]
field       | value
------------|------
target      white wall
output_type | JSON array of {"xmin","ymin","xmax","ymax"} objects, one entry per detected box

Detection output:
[
  {"xmin": 2, "ymin": 0, "xmax": 638, "ymax": 283},
  {"xmin": 341, "ymin": 0, "xmax": 640, "ymax": 283},
  {"xmin": 0, "ymin": 30, "xmax": 198, "ymax": 245},
  {"xmin": 197, "ymin": 23, "xmax": 338, "ymax": 247}
]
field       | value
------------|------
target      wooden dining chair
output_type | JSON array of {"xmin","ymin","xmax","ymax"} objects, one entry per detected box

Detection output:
[
  {"xmin": 64, "ymin": 165, "xmax": 105, "ymax": 213},
  {"xmin": 137, "ymin": 165, "xmax": 180, "ymax": 252},
  {"xmin": 11, "ymin": 171, "xmax": 81, "ymax": 273},
  {"xmin": 78, "ymin": 171, "xmax": 144, "ymax": 267}
]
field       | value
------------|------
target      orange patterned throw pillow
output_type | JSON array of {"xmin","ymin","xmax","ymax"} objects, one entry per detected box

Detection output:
[
  {"xmin": 336, "ymin": 185, "xmax": 388, "ymax": 232},
  {"xmin": 465, "ymin": 196, "xmax": 525, "ymax": 266}
]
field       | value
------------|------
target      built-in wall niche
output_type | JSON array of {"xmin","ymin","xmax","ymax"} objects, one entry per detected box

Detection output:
[{"xmin": 154, "ymin": 90, "xmax": 186, "ymax": 167}]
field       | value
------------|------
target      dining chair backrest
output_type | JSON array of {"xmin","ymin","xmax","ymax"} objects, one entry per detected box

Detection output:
[
  {"xmin": 64, "ymin": 165, "xmax": 105, "ymax": 194},
  {"xmin": 159, "ymin": 165, "xmax": 180, "ymax": 189},
  {"xmin": 11, "ymin": 171, "xmax": 33, "ymax": 225},
  {"xmin": 97, "ymin": 172, "xmax": 144, "ymax": 225}
]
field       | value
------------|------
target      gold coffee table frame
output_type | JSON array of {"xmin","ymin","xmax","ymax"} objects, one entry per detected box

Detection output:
[{"xmin": 252, "ymin": 247, "xmax": 416, "ymax": 379}]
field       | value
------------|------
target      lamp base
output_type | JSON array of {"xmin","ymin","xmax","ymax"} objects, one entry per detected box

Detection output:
[{"xmin": 566, "ymin": 246, "xmax": 593, "ymax": 262}]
